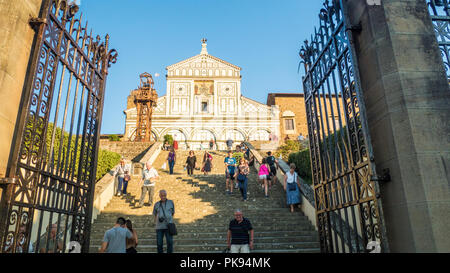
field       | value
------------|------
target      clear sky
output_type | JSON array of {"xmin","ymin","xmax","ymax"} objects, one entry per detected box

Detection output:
[{"xmin": 76, "ymin": 0, "xmax": 324, "ymax": 134}]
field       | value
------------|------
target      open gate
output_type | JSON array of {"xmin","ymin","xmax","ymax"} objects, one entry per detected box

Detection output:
[
  {"xmin": 300, "ymin": 0, "xmax": 388, "ymax": 253},
  {"xmin": 427, "ymin": 0, "xmax": 450, "ymax": 80},
  {"xmin": 0, "ymin": 0, "xmax": 117, "ymax": 253}
]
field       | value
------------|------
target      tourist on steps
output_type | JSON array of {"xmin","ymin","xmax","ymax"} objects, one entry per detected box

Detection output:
[
  {"xmin": 114, "ymin": 158, "xmax": 130, "ymax": 197},
  {"xmin": 233, "ymin": 145, "xmax": 245, "ymax": 189},
  {"xmin": 202, "ymin": 151, "xmax": 213, "ymax": 175},
  {"xmin": 266, "ymin": 151, "xmax": 279, "ymax": 188},
  {"xmin": 99, "ymin": 217, "xmax": 133, "ymax": 253},
  {"xmin": 167, "ymin": 147, "xmax": 176, "ymax": 175},
  {"xmin": 125, "ymin": 219, "xmax": 138, "ymax": 253},
  {"xmin": 226, "ymin": 138, "xmax": 233, "ymax": 150},
  {"xmin": 224, "ymin": 150, "xmax": 237, "ymax": 195},
  {"xmin": 185, "ymin": 150, "xmax": 197, "ymax": 175},
  {"xmin": 284, "ymin": 163, "xmax": 302, "ymax": 213},
  {"xmin": 227, "ymin": 209, "xmax": 254, "ymax": 253},
  {"xmin": 237, "ymin": 158, "xmax": 250, "ymax": 201},
  {"xmin": 153, "ymin": 190, "xmax": 175, "ymax": 253},
  {"xmin": 209, "ymin": 138, "xmax": 215, "ymax": 150},
  {"xmin": 136, "ymin": 162, "xmax": 159, "ymax": 208},
  {"xmin": 258, "ymin": 158, "xmax": 270, "ymax": 198}
]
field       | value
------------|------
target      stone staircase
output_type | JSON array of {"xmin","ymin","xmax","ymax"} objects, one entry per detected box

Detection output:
[{"xmin": 89, "ymin": 150, "xmax": 320, "ymax": 253}]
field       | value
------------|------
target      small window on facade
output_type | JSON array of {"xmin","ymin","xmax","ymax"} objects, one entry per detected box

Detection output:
[
  {"xmin": 285, "ymin": 119, "xmax": 295, "ymax": 130},
  {"xmin": 202, "ymin": 101, "xmax": 208, "ymax": 113}
]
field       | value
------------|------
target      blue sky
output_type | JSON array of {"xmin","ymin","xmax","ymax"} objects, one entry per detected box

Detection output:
[{"xmin": 76, "ymin": 0, "xmax": 324, "ymax": 134}]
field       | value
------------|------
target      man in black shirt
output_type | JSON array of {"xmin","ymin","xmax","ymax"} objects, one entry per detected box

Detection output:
[
  {"xmin": 266, "ymin": 151, "xmax": 279, "ymax": 187},
  {"xmin": 227, "ymin": 209, "xmax": 254, "ymax": 253}
]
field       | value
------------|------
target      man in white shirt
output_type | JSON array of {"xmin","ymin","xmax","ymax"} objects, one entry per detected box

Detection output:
[{"xmin": 136, "ymin": 161, "xmax": 159, "ymax": 208}]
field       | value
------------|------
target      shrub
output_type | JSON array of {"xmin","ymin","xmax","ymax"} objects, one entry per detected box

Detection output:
[
  {"xmin": 163, "ymin": 134, "xmax": 174, "ymax": 145},
  {"xmin": 275, "ymin": 140, "xmax": 303, "ymax": 161},
  {"xmin": 108, "ymin": 134, "xmax": 120, "ymax": 141},
  {"xmin": 96, "ymin": 149, "xmax": 121, "ymax": 181},
  {"xmin": 288, "ymin": 149, "xmax": 312, "ymax": 185}
]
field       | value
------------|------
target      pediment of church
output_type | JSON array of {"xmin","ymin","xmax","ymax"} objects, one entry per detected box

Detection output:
[
  {"xmin": 166, "ymin": 40, "xmax": 241, "ymax": 78},
  {"xmin": 167, "ymin": 54, "xmax": 241, "ymax": 71}
]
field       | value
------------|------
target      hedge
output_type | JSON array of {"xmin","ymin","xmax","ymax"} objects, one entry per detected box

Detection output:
[
  {"xmin": 108, "ymin": 134, "xmax": 120, "ymax": 141},
  {"xmin": 96, "ymin": 149, "xmax": 121, "ymax": 181},
  {"xmin": 25, "ymin": 120, "xmax": 120, "ymax": 182}
]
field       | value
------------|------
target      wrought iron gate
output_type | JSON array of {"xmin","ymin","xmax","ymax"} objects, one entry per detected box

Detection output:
[
  {"xmin": 0, "ymin": 0, "xmax": 117, "ymax": 253},
  {"xmin": 300, "ymin": 0, "xmax": 388, "ymax": 253},
  {"xmin": 427, "ymin": 0, "xmax": 450, "ymax": 80}
]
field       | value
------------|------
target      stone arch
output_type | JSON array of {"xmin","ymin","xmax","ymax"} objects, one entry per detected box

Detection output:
[
  {"xmin": 161, "ymin": 128, "xmax": 188, "ymax": 142},
  {"xmin": 221, "ymin": 128, "xmax": 247, "ymax": 142},
  {"xmin": 190, "ymin": 128, "xmax": 218, "ymax": 142},
  {"xmin": 151, "ymin": 129, "xmax": 159, "ymax": 141},
  {"xmin": 248, "ymin": 128, "xmax": 272, "ymax": 141}
]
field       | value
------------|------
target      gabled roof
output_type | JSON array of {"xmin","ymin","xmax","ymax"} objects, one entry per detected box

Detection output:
[{"xmin": 166, "ymin": 53, "xmax": 241, "ymax": 71}]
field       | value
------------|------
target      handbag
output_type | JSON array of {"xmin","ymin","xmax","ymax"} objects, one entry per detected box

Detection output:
[
  {"xmin": 161, "ymin": 162, "xmax": 167, "ymax": 170},
  {"xmin": 160, "ymin": 201, "xmax": 177, "ymax": 236},
  {"xmin": 124, "ymin": 174, "xmax": 131, "ymax": 182}
]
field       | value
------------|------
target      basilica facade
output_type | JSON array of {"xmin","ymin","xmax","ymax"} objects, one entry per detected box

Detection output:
[{"xmin": 124, "ymin": 40, "xmax": 280, "ymax": 150}]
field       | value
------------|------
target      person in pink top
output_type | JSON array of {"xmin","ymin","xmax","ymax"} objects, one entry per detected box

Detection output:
[{"xmin": 258, "ymin": 158, "xmax": 270, "ymax": 197}]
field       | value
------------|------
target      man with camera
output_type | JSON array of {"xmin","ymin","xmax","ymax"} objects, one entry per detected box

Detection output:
[
  {"xmin": 153, "ymin": 190, "xmax": 175, "ymax": 253},
  {"xmin": 136, "ymin": 161, "xmax": 159, "ymax": 208}
]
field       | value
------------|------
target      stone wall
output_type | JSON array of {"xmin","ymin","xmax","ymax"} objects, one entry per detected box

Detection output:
[
  {"xmin": 267, "ymin": 94, "xmax": 308, "ymax": 140},
  {"xmin": 0, "ymin": 0, "xmax": 43, "ymax": 177},
  {"xmin": 267, "ymin": 94, "xmax": 343, "ymax": 142}
]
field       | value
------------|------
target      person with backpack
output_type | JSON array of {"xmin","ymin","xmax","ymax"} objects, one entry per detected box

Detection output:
[
  {"xmin": 258, "ymin": 158, "xmax": 270, "ymax": 198},
  {"xmin": 233, "ymin": 145, "xmax": 245, "ymax": 189},
  {"xmin": 266, "ymin": 151, "xmax": 279, "ymax": 188},
  {"xmin": 237, "ymin": 158, "xmax": 250, "ymax": 201},
  {"xmin": 284, "ymin": 163, "xmax": 302, "ymax": 213},
  {"xmin": 167, "ymin": 147, "xmax": 176, "ymax": 175},
  {"xmin": 224, "ymin": 150, "xmax": 237, "ymax": 195}
]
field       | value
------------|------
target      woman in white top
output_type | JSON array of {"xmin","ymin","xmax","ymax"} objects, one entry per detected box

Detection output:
[{"xmin": 284, "ymin": 163, "xmax": 302, "ymax": 213}]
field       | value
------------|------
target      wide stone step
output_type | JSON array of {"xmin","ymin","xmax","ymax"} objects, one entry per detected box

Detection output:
[
  {"xmin": 89, "ymin": 247, "xmax": 321, "ymax": 253},
  {"xmin": 93, "ymin": 216, "xmax": 309, "ymax": 224},
  {"xmin": 90, "ymin": 236, "xmax": 317, "ymax": 246},
  {"xmin": 92, "ymin": 222, "xmax": 313, "ymax": 231},
  {"xmin": 89, "ymin": 241, "xmax": 320, "ymax": 253},
  {"xmin": 91, "ymin": 225, "xmax": 315, "ymax": 234},
  {"xmin": 89, "ymin": 230, "xmax": 318, "ymax": 240}
]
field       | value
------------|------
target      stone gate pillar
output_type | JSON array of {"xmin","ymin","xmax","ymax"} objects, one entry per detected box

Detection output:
[
  {"xmin": 346, "ymin": 0, "xmax": 450, "ymax": 252},
  {"xmin": 0, "ymin": 0, "xmax": 43, "ymax": 177}
]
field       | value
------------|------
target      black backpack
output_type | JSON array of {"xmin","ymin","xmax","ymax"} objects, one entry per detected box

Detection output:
[{"xmin": 266, "ymin": 156, "xmax": 275, "ymax": 166}]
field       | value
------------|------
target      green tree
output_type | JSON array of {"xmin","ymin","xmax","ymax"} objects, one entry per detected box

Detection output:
[
  {"xmin": 275, "ymin": 140, "xmax": 303, "ymax": 161},
  {"xmin": 108, "ymin": 134, "xmax": 120, "ymax": 141},
  {"xmin": 163, "ymin": 134, "xmax": 174, "ymax": 145}
]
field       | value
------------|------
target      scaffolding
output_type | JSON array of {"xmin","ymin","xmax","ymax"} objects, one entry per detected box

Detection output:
[{"xmin": 133, "ymin": 72, "xmax": 158, "ymax": 142}]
